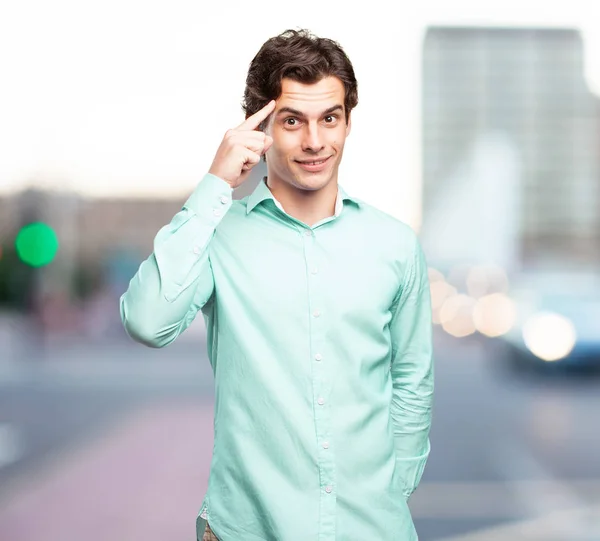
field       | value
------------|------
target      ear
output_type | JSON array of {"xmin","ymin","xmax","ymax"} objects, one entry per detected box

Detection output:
[{"xmin": 345, "ymin": 112, "xmax": 352, "ymax": 137}]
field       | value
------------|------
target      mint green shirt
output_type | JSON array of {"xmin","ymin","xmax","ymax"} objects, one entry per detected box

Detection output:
[{"xmin": 120, "ymin": 173, "xmax": 434, "ymax": 541}]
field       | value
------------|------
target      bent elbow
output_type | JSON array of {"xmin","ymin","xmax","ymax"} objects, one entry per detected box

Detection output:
[
  {"xmin": 120, "ymin": 295, "xmax": 175, "ymax": 349},
  {"xmin": 123, "ymin": 318, "xmax": 171, "ymax": 348}
]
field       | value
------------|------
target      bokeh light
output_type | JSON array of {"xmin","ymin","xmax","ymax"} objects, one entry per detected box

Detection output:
[
  {"xmin": 472, "ymin": 293, "xmax": 517, "ymax": 337},
  {"xmin": 430, "ymin": 280, "xmax": 458, "ymax": 325},
  {"xmin": 428, "ymin": 267, "xmax": 445, "ymax": 284},
  {"xmin": 440, "ymin": 294, "xmax": 477, "ymax": 337},
  {"xmin": 15, "ymin": 222, "xmax": 59, "ymax": 267},
  {"xmin": 522, "ymin": 312, "xmax": 577, "ymax": 361}
]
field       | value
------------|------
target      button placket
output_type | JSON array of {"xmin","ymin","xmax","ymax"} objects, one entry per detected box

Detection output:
[{"xmin": 302, "ymin": 228, "xmax": 336, "ymax": 537}]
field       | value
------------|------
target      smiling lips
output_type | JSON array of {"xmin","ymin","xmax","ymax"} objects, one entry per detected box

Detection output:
[{"xmin": 295, "ymin": 156, "xmax": 331, "ymax": 171}]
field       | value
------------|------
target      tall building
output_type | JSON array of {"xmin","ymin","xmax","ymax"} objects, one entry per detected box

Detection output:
[{"xmin": 421, "ymin": 26, "xmax": 600, "ymax": 270}]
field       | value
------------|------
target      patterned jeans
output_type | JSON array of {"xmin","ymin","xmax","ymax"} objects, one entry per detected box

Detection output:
[{"xmin": 202, "ymin": 522, "xmax": 220, "ymax": 541}]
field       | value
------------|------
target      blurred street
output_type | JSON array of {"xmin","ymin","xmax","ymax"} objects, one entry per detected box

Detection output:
[
  {"xmin": 1, "ymin": 328, "xmax": 599, "ymax": 541},
  {"xmin": 2, "ymin": 3, "xmax": 600, "ymax": 540}
]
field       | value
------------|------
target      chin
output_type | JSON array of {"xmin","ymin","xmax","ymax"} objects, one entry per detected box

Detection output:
[{"xmin": 294, "ymin": 174, "xmax": 333, "ymax": 190}]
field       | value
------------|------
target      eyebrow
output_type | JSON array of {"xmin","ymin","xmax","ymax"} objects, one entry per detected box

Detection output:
[{"xmin": 275, "ymin": 104, "xmax": 344, "ymax": 119}]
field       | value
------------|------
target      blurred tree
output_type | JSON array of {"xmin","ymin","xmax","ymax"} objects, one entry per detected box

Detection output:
[
  {"xmin": 72, "ymin": 263, "xmax": 104, "ymax": 301},
  {"xmin": 12, "ymin": 189, "xmax": 45, "ymax": 315},
  {"xmin": 0, "ymin": 241, "xmax": 33, "ymax": 312}
]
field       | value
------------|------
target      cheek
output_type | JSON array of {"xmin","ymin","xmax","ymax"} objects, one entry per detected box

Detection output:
[
  {"xmin": 331, "ymin": 139, "xmax": 343, "ymax": 153},
  {"xmin": 330, "ymin": 129, "xmax": 346, "ymax": 151},
  {"xmin": 268, "ymin": 141, "xmax": 294, "ymax": 167},
  {"xmin": 274, "ymin": 137, "xmax": 299, "ymax": 159}
]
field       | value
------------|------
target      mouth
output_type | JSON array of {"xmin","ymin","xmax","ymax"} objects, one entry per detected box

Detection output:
[{"xmin": 294, "ymin": 156, "xmax": 331, "ymax": 172}]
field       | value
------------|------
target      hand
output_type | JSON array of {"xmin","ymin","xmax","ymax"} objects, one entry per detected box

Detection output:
[{"xmin": 208, "ymin": 100, "xmax": 276, "ymax": 189}]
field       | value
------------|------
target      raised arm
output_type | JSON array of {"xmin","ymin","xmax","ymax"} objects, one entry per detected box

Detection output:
[
  {"xmin": 120, "ymin": 174, "xmax": 231, "ymax": 347},
  {"xmin": 120, "ymin": 100, "xmax": 276, "ymax": 348}
]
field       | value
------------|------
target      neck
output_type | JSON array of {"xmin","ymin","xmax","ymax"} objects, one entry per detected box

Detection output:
[{"xmin": 265, "ymin": 176, "xmax": 338, "ymax": 227}]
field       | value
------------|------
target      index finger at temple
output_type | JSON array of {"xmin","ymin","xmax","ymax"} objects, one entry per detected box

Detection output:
[{"xmin": 237, "ymin": 100, "xmax": 276, "ymax": 131}]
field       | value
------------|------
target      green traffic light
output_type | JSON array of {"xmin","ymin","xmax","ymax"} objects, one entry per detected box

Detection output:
[{"xmin": 15, "ymin": 222, "xmax": 59, "ymax": 267}]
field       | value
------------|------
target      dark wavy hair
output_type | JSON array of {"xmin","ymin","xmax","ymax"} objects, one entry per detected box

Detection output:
[{"xmin": 242, "ymin": 28, "xmax": 359, "ymax": 134}]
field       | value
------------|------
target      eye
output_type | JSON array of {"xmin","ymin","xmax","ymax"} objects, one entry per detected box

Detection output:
[
  {"xmin": 284, "ymin": 117, "xmax": 299, "ymax": 126},
  {"xmin": 324, "ymin": 115, "xmax": 338, "ymax": 123}
]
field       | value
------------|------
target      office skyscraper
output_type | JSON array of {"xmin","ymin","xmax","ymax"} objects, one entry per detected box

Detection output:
[{"xmin": 421, "ymin": 27, "xmax": 600, "ymax": 269}]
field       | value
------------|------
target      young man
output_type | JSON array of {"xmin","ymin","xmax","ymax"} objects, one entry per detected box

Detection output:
[{"xmin": 120, "ymin": 28, "xmax": 434, "ymax": 541}]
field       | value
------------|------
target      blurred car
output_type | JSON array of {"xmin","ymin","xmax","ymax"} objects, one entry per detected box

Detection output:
[{"xmin": 498, "ymin": 269, "xmax": 600, "ymax": 374}]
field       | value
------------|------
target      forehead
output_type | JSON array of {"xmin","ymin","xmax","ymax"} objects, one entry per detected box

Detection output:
[{"xmin": 276, "ymin": 76, "xmax": 345, "ymax": 112}]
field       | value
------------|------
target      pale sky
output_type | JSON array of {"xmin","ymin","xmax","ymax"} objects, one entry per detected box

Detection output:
[{"xmin": 1, "ymin": 0, "xmax": 598, "ymax": 228}]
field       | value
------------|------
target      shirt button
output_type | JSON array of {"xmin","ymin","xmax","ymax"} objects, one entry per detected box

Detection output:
[
  {"xmin": 322, "ymin": 441, "xmax": 329, "ymax": 449},
  {"xmin": 313, "ymin": 310, "xmax": 320, "ymax": 318},
  {"xmin": 325, "ymin": 486, "xmax": 333, "ymax": 493},
  {"xmin": 193, "ymin": 246, "xmax": 200, "ymax": 255},
  {"xmin": 304, "ymin": 230, "xmax": 312, "ymax": 236},
  {"xmin": 219, "ymin": 196, "xmax": 228, "ymax": 204},
  {"xmin": 311, "ymin": 267, "xmax": 318, "ymax": 274},
  {"xmin": 315, "ymin": 353, "xmax": 322, "ymax": 361},
  {"xmin": 213, "ymin": 208, "xmax": 222, "ymax": 217},
  {"xmin": 317, "ymin": 397, "xmax": 325, "ymax": 405}
]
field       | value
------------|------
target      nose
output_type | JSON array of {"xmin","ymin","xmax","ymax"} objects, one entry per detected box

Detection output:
[{"xmin": 301, "ymin": 123, "xmax": 325, "ymax": 154}]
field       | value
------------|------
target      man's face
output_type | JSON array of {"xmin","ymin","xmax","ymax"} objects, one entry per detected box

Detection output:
[{"xmin": 263, "ymin": 76, "xmax": 351, "ymax": 193}]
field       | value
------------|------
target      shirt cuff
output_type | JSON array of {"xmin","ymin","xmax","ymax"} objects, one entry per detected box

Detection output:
[
  {"xmin": 184, "ymin": 173, "xmax": 234, "ymax": 224},
  {"xmin": 396, "ymin": 438, "xmax": 431, "ymax": 499}
]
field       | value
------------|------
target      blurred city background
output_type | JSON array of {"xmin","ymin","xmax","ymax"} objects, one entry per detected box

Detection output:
[{"xmin": 1, "ymin": 2, "xmax": 600, "ymax": 540}]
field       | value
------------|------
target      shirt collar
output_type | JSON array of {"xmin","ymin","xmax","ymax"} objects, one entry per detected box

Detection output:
[{"xmin": 246, "ymin": 176, "xmax": 361, "ymax": 217}]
